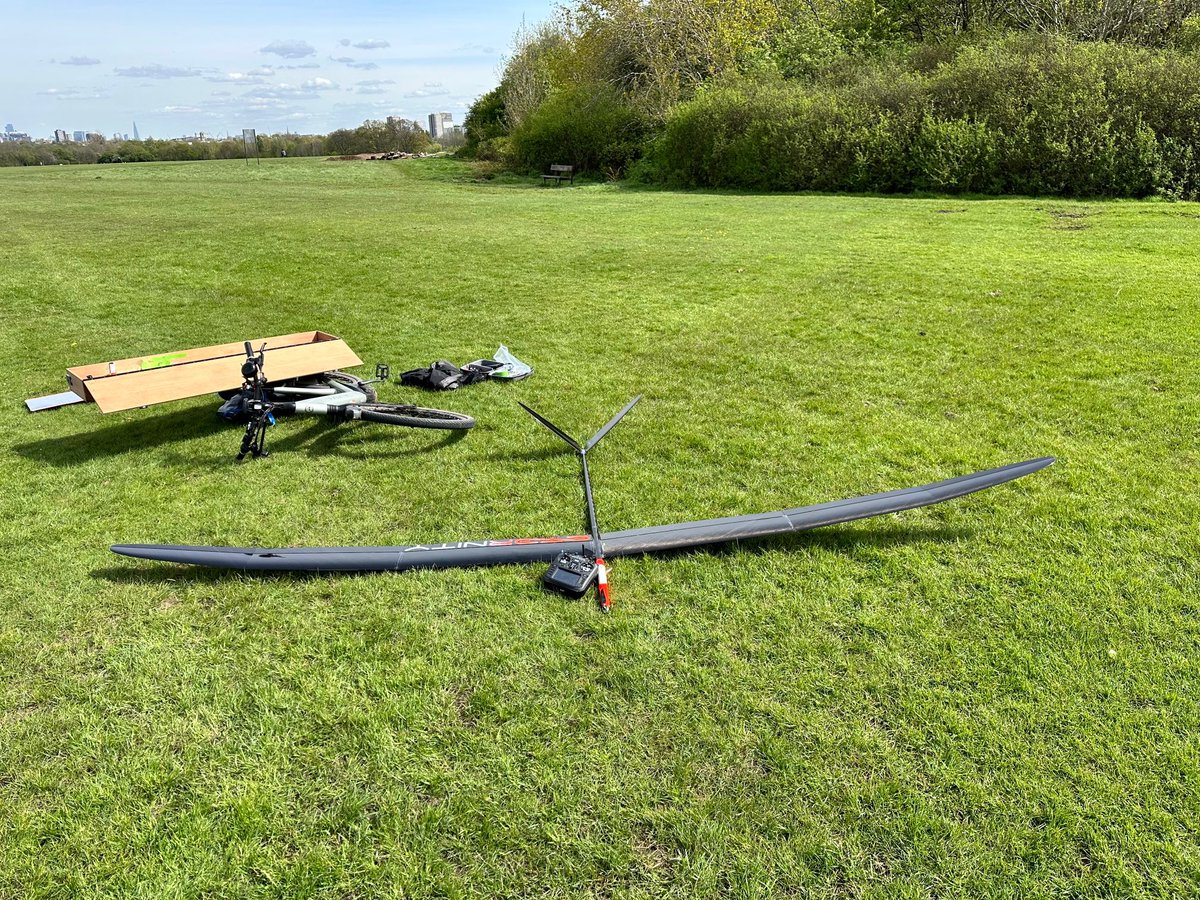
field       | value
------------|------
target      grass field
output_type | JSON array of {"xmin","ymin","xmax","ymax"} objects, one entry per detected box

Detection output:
[{"xmin": 1, "ymin": 157, "xmax": 1197, "ymax": 898}]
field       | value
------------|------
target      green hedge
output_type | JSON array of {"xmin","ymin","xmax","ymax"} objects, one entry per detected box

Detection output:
[
  {"xmin": 649, "ymin": 35, "xmax": 1200, "ymax": 198},
  {"xmin": 507, "ymin": 84, "xmax": 646, "ymax": 177}
]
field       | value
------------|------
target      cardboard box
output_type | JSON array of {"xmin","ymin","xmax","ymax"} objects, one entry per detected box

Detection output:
[{"xmin": 66, "ymin": 331, "xmax": 363, "ymax": 413}]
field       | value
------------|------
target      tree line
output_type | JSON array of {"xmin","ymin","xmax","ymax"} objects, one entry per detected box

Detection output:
[
  {"xmin": 462, "ymin": 0, "xmax": 1200, "ymax": 197},
  {"xmin": 0, "ymin": 117, "xmax": 461, "ymax": 167}
]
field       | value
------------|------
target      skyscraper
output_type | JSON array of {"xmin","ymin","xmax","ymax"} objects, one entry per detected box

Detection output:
[
  {"xmin": 428, "ymin": 112, "xmax": 452, "ymax": 140},
  {"xmin": 54, "ymin": 129, "xmax": 68, "ymax": 143},
  {"xmin": 133, "ymin": 121, "xmax": 140, "ymax": 141}
]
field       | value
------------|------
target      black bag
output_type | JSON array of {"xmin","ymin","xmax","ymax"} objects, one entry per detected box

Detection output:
[
  {"xmin": 399, "ymin": 361, "xmax": 463, "ymax": 390},
  {"xmin": 398, "ymin": 360, "xmax": 492, "ymax": 391},
  {"xmin": 400, "ymin": 358, "xmax": 513, "ymax": 391}
]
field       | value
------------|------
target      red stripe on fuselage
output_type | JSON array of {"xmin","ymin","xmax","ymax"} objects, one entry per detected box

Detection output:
[{"xmin": 405, "ymin": 536, "xmax": 590, "ymax": 552}]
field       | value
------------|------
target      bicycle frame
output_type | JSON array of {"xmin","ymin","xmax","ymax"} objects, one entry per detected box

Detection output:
[
  {"xmin": 269, "ymin": 377, "xmax": 370, "ymax": 415},
  {"xmin": 228, "ymin": 353, "xmax": 460, "ymax": 459}
]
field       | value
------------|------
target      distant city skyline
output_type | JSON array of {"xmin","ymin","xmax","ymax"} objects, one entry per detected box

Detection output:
[{"xmin": 4, "ymin": 0, "xmax": 556, "ymax": 140}]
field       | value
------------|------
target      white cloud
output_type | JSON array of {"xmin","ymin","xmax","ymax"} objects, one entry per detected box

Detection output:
[
  {"xmin": 279, "ymin": 62, "xmax": 321, "ymax": 69},
  {"xmin": 357, "ymin": 79, "xmax": 395, "ymax": 87},
  {"xmin": 59, "ymin": 56, "xmax": 100, "ymax": 66},
  {"xmin": 207, "ymin": 67, "xmax": 274, "ymax": 84},
  {"xmin": 241, "ymin": 95, "xmax": 295, "ymax": 111},
  {"xmin": 37, "ymin": 87, "xmax": 110, "ymax": 100},
  {"xmin": 260, "ymin": 40, "xmax": 316, "ymax": 59},
  {"xmin": 332, "ymin": 99, "xmax": 402, "ymax": 114},
  {"xmin": 241, "ymin": 79, "xmax": 339, "ymax": 102},
  {"xmin": 114, "ymin": 63, "xmax": 203, "ymax": 78},
  {"xmin": 162, "ymin": 105, "xmax": 201, "ymax": 113},
  {"xmin": 351, "ymin": 39, "xmax": 390, "ymax": 50},
  {"xmin": 330, "ymin": 56, "xmax": 379, "ymax": 71}
]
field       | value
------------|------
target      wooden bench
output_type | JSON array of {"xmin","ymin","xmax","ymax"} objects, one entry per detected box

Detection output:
[{"xmin": 541, "ymin": 164, "xmax": 574, "ymax": 186}]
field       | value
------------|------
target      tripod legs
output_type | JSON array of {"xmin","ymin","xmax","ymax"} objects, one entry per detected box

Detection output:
[{"xmin": 237, "ymin": 412, "xmax": 272, "ymax": 460}]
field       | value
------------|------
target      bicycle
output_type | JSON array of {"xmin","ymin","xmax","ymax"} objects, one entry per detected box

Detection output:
[{"xmin": 222, "ymin": 342, "xmax": 475, "ymax": 460}]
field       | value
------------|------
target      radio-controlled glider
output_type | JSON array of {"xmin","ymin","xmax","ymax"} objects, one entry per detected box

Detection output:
[{"xmin": 112, "ymin": 396, "xmax": 1054, "ymax": 612}]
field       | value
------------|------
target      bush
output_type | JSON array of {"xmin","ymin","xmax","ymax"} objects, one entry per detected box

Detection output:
[
  {"xmin": 653, "ymin": 35, "xmax": 1200, "ymax": 198},
  {"xmin": 507, "ymin": 84, "xmax": 646, "ymax": 176},
  {"xmin": 472, "ymin": 137, "xmax": 511, "ymax": 163},
  {"xmin": 650, "ymin": 75, "xmax": 925, "ymax": 192},
  {"xmin": 910, "ymin": 117, "xmax": 1001, "ymax": 192}
]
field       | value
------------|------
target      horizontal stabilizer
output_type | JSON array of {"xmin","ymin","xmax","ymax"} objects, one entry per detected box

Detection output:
[
  {"xmin": 517, "ymin": 402, "xmax": 580, "ymax": 450},
  {"xmin": 585, "ymin": 395, "xmax": 640, "ymax": 451}
]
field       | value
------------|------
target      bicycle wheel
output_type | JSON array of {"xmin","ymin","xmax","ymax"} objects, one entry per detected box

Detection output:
[{"xmin": 343, "ymin": 403, "xmax": 475, "ymax": 430}]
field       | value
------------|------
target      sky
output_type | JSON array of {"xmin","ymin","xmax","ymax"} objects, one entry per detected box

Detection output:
[{"xmin": 3, "ymin": 0, "xmax": 557, "ymax": 140}]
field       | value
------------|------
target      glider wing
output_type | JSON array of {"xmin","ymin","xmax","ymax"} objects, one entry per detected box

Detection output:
[{"xmin": 111, "ymin": 457, "xmax": 1053, "ymax": 573}]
